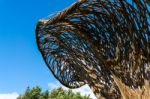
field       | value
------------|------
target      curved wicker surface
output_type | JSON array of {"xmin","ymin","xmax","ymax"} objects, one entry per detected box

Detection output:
[{"xmin": 36, "ymin": 0, "xmax": 150, "ymax": 98}]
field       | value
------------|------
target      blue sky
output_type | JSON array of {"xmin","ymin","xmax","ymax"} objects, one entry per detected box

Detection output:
[{"xmin": 0, "ymin": 0, "xmax": 76, "ymax": 94}]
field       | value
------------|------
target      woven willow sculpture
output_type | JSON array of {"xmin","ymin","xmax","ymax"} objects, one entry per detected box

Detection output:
[{"xmin": 36, "ymin": 0, "xmax": 150, "ymax": 98}]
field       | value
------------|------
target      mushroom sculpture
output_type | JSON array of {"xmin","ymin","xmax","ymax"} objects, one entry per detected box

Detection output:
[{"xmin": 36, "ymin": 0, "xmax": 150, "ymax": 98}]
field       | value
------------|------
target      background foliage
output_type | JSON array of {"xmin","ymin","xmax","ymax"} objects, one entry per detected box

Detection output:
[{"xmin": 17, "ymin": 86, "xmax": 90, "ymax": 99}]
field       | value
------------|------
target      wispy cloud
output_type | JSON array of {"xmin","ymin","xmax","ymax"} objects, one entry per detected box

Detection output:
[
  {"xmin": 48, "ymin": 82, "xmax": 97, "ymax": 99},
  {"xmin": 0, "ymin": 92, "xmax": 19, "ymax": 99}
]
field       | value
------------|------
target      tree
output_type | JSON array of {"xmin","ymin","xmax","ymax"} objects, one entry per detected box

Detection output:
[
  {"xmin": 36, "ymin": 0, "xmax": 150, "ymax": 98},
  {"xmin": 17, "ymin": 86, "xmax": 49, "ymax": 99},
  {"xmin": 49, "ymin": 87, "xmax": 90, "ymax": 99},
  {"xmin": 17, "ymin": 86, "xmax": 90, "ymax": 99}
]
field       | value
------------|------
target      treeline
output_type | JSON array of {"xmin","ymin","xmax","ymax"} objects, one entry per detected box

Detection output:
[{"xmin": 17, "ymin": 86, "xmax": 90, "ymax": 99}]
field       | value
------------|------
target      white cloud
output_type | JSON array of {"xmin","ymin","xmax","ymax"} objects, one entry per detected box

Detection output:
[
  {"xmin": 0, "ymin": 92, "xmax": 19, "ymax": 99},
  {"xmin": 48, "ymin": 82, "xmax": 97, "ymax": 99},
  {"xmin": 48, "ymin": 81, "xmax": 60, "ymax": 89}
]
